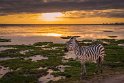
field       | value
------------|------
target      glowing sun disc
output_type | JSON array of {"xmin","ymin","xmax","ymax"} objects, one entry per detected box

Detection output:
[{"xmin": 40, "ymin": 12, "xmax": 63, "ymax": 21}]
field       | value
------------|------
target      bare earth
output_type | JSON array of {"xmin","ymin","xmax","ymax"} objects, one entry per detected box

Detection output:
[{"xmin": 88, "ymin": 74, "xmax": 124, "ymax": 83}]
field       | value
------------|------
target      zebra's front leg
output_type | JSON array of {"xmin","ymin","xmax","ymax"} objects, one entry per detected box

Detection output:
[
  {"xmin": 80, "ymin": 62, "xmax": 87, "ymax": 80},
  {"xmin": 80, "ymin": 62, "xmax": 83, "ymax": 80}
]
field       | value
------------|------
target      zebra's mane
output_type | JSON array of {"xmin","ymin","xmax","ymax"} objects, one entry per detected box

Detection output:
[{"xmin": 74, "ymin": 39, "xmax": 81, "ymax": 47}]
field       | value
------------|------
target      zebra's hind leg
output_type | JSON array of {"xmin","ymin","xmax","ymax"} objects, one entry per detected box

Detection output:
[
  {"xmin": 96, "ymin": 57, "xmax": 103, "ymax": 74},
  {"xmin": 95, "ymin": 61, "xmax": 99, "ymax": 74},
  {"xmin": 83, "ymin": 63, "xmax": 87, "ymax": 75},
  {"xmin": 100, "ymin": 60, "xmax": 103, "ymax": 73}
]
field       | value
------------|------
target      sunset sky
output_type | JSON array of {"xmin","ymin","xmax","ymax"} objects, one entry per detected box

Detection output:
[{"xmin": 0, "ymin": 0, "xmax": 124, "ymax": 24}]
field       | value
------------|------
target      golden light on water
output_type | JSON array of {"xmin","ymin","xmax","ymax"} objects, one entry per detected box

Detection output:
[{"xmin": 40, "ymin": 12, "xmax": 63, "ymax": 21}]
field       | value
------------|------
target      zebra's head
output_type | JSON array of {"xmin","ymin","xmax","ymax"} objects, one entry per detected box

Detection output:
[{"xmin": 64, "ymin": 37, "xmax": 77, "ymax": 52}]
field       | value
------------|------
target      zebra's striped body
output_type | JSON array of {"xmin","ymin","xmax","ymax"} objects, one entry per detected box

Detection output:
[
  {"xmin": 75, "ymin": 44, "xmax": 105, "ymax": 63},
  {"xmin": 66, "ymin": 37, "xmax": 105, "ymax": 79}
]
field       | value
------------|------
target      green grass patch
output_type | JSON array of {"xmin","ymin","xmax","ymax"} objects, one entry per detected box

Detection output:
[
  {"xmin": 0, "ymin": 69, "xmax": 47, "ymax": 83},
  {"xmin": 0, "ymin": 59, "xmax": 42, "ymax": 70},
  {"xmin": 0, "ymin": 38, "xmax": 11, "ymax": 42},
  {"xmin": 33, "ymin": 42, "xmax": 53, "ymax": 46}
]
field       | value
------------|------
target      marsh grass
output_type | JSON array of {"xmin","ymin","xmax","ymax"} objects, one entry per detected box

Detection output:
[
  {"xmin": 0, "ymin": 38, "xmax": 11, "ymax": 42},
  {"xmin": 0, "ymin": 39, "xmax": 124, "ymax": 83},
  {"xmin": 0, "ymin": 69, "xmax": 48, "ymax": 83}
]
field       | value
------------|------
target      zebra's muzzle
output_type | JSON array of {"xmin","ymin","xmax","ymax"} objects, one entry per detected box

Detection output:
[{"xmin": 64, "ymin": 48, "xmax": 68, "ymax": 52}]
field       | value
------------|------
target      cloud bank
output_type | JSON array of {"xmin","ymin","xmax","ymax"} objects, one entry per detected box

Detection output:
[{"xmin": 0, "ymin": 0, "xmax": 124, "ymax": 18}]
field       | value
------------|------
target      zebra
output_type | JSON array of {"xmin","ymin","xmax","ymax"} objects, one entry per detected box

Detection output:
[{"xmin": 65, "ymin": 37, "xmax": 105, "ymax": 79}]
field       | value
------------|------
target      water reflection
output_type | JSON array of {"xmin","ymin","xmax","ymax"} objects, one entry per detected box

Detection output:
[
  {"xmin": 38, "ymin": 69, "xmax": 65, "ymax": 83},
  {"xmin": 0, "ymin": 66, "xmax": 10, "ymax": 78},
  {"xmin": 41, "ymin": 33, "xmax": 62, "ymax": 37},
  {"xmin": 24, "ymin": 55, "xmax": 48, "ymax": 62},
  {"xmin": 0, "ymin": 47, "xmax": 15, "ymax": 52},
  {"xmin": 0, "ymin": 25, "xmax": 124, "ymax": 45}
]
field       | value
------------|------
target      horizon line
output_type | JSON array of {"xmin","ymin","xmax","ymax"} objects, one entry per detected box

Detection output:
[{"xmin": 0, "ymin": 23, "xmax": 124, "ymax": 25}]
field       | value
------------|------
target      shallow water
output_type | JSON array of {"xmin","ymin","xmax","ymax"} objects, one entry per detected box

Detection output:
[
  {"xmin": 64, "ymin": 51, "xmax": 77, "ymax": 60},
  {"xmin": 57, "ymin": 65, "xmax": 71, "ymax": 72},
  {"xmin": 0, "ymin": 57, "xmax": 16, "ymax": 61},
  {"xmin": 38, "ymin": 69, "xmax": 65, "ymax": 83},
  {"xmin": 0, "ymin": 25, "xmax": 124, "ymax": 45},
  {"xmin": 0, "ymin": 47, "xmax": 15, "ymax": 52},
  {"xmin": 24, "ymin": 55, "xmax": 48, "ymax": 62},
  {"xmin": 0, "ymin": 66, "xmax": 10, "ymax": 78},
  {"xmin": 20, "ymin": 50, "xmax": 30, "ymax": 55}
]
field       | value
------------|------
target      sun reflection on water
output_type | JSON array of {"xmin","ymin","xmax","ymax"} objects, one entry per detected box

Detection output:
[
  {"xmin": 41, "ymin": 33, "xmax": 62, "ymax": 37},
  {"xmin": 0, "ymin": 25, "xmax": 124, "ymax": 39}
]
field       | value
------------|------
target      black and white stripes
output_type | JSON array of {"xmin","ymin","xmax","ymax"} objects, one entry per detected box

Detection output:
[
  {"xmin": 66, "ymin": 37, "xmax": 105, "ymax": 79},
  {"xmin": 66, "ymin": 37, "xmax": 105, "ymax": 63}
]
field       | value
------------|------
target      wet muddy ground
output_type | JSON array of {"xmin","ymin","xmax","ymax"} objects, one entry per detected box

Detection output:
[{"xmin": 0, "ymin": 38, "xmax": 124, "ymax": 83}]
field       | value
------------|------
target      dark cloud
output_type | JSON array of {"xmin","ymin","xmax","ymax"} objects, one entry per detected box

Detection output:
[
  {"xmin": 62, "ymin": 9, "xmax": 124, "ymax": 18},
  {"xmin": 0, "ymin": 0, "xmax": 124, "ymax": 18},
  {"xmin": 95, "ymin": 9, "xmax": 124, "ymax": 18}
]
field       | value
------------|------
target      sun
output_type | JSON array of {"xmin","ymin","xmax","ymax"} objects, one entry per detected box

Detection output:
[{"xmin": 40, "ymin": 12, "xmax": 63, "ymax": 21}]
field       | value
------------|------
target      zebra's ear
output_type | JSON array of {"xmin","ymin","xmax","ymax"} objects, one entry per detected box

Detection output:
[{"xmin": 70, "ymin": 36, "xmax": 74, "ymax": 39}]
